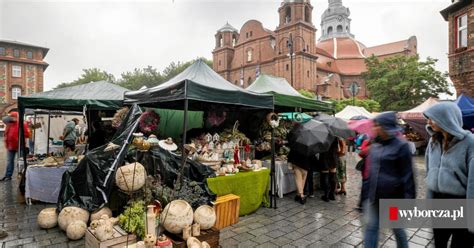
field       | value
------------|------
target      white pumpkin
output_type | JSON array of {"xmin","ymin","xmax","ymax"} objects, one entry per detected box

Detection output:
[
  {"xmin": 186, "ymin": 237, "xmax": 202, "ymax": 248},
  {"xmin": 193, "ymin": 205, "xmax": 216, "ymax": 230},
  {"xmin": 94, "ymin": 215, "xmax": 118, "ymax": 241},
  {"xmin": 58, "ymin": 207, "xmax": 90, "ymax": 231},
  {"xmin": 37, "ymin": 208, "xmax": 58, "ymax": 229},
  {"xmin": 115, "ymin": 162, "xmax": 146, "ymax": 192},
  {"xmin": 66, "ymin": 220, "xmax": 87, "ymax": 240},
  {"xmin": 90, "ymin": 207, "xmax": 112, "ymax": 221},
  {"xmin": 201, "ymin": 241, "xmax": 211, "ymax": 248},
  {"xmin": 160, "ymin": 200, "xmax": 194, "ymax": 234}
]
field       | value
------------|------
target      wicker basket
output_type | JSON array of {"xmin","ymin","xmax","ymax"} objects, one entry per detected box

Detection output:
[{"xmin": 164, "ymin": 228, "xmax": 219, "ymax": 248}]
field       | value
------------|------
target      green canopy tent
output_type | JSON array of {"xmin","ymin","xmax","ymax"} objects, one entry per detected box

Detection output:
[
  {"xmin": 246, "ymin": 74, "xmax": 334, "ymax": 112},
  {"xmin": 17, "ymin": 81, "xmax": 129, "ymax": 193}
]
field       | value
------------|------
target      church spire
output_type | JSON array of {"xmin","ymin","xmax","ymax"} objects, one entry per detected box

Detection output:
[{"xmin": 319, "ymin": 0, "xmax": 354, "ymax": 41}]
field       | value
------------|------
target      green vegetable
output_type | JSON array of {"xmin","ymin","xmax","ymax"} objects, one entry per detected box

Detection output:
[{"xmin": 118, "ymin": 200, "xmax": 146, "ymax": 239}]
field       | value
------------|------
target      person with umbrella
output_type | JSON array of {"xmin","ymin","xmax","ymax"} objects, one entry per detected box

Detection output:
[
  {"xmin": 364, "ymin": 111, "xmax": 415, "ymax": 248},
  {"xmin": 287, "ymin": 120, "xmax": 334, "ymax": 204}
]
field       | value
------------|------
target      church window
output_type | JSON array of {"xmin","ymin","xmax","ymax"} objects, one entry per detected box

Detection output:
[
  {"xmin": 457, "ymin": 14, "xmax": 468, "ymax": 48},
  {"xmin": 337, "ymin": 25, "xmax": 343, "ymax": 33},
  {"xmin": 217, "ymin": 34, "xmax": 223, "ymax": 48},
  {"xmin": 327, "ymin": 26, "xmax": 333, "ymax": 35},
  {"xmin": 232, "ymin": 35, "xmax": 237, "ymax": 46},
  {"xmin": 248, "ymin": 77, "xmax": 252, "ymax": 86},
  {"xmin": 306, "ymin": 45, "xmax": 309, "ymax": 52},
  {"xmin": 286, "ymin": 64, "xmax": 289, "ymax": 71},
  {"xmin": 219, "ymin": 60, "xmax": 221, "ymax": 66},
  {"xmin": 346, "ymin": 26, "xmax": 349, "ymax": 31},
  {"xmin": 305, "ymin": 6, "xmax": 310, "ymax": 23},
  {"xmin": 307, "ymin": 70, "xmax": 310, "ymax": 78},
  {"xmin": 246, "ymin": 33, "xmax": 249, "ymax": 38},
  {"xmin": 12, "ymin": 86, "xmax": 21, "ymax": 99},
  {"xmin": 235, "ymin": 80, "xmax": 238, "ymax": 85},
  {"xmin": 220, "ymin": 37, "xmax": 223, "ymax": 47},
  {"xmin": 247, "ymin": 49, "xmax": 253, "ymax": 62},
  {"xmin": 250, "ymin": 31, "xmax": 253, "ymax": 37},
  {"xmin": 285, "ymin": 7, "xmax": 291, "ymax": 23}
]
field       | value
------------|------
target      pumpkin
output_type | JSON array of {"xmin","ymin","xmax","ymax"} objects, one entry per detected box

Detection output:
[
  {"xmin": 58, "ymin": 207, "xmax": 89, "ymax": 231},
  {"xmin": 91, "ymin": 207, "xmax": 112, "ymax": 221},
  {"xmin": 194, "ymin": 205, "xmax": 216, "ymax": 230},
  {"xmin": 186, "ymin": 237, "xmax": 202, "ymax": 248},
  {"xmin": 201, "ymin": 241, "xmax": 211, "ymax": 248},
  {"xmin": 37, "ymin": 208, "xmax": 58, "ymax": 229},
  {"xmin": 160, "ymin": 200, "xmax": 194, "ymax": 234},
  {"xmin": 66, "ymin": 220, "xmax": 87, "ymax": 240},
  {"xmin": 115, "ymin": 162, "xmax": 146, "ymax": 192}
]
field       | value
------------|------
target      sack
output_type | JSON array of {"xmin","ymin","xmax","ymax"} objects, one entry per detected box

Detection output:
[{"xmin": 355, "ymin": 158, "xmax": 365, "ymax": 171}]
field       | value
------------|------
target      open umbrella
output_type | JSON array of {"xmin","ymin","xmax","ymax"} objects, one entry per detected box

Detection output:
[
  {"xmin": 348, "ymin": 119, "xmax": 375, "ymax": 138},
  {"xmin": 288, "ymin": 120, "xmax": 335, "ymax": 156},
  {"xmin": 314, "ymin": 114, "xmax": 355, "ymax": 139},
  {"xmin": 279, "ymin": 112, "xmax": 312, "ymax": 123},
  {"xmin": 350, "ymin": 115, "xmax": 369, "ymax": 121}
]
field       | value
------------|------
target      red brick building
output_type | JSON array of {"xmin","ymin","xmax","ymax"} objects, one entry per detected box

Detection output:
[
  {"xmin": 441, "ymin": 0, "xmax": 474, "ymax": 97},
  {"xmin": 212, "ymin": 0, "xmax": 417, "ymax": 100},
  {"xmin": 0, "ymin": 40, "xmax": 48, "ymax": 116}
]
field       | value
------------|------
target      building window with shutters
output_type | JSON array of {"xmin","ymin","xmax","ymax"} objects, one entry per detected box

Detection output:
[
  {"xmin": 456, "ymin": 14, "xmax": 468, "ymax": 48},
  {"xmin": 12, "ymin": 65, "xmax": 21, "ymax": 77},
  {"xmin": 12, "ymin": 86, "xmax": 21, "ymax": 100}
]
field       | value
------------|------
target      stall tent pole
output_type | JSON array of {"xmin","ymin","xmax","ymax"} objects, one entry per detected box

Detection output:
[
  {"xmin": 46, "ymin": 112, "xmax": 51, "ymax": 154},
  {"xmin": 86, "ymin": 105, "xmax": 92, "ymax": 153},
  {"xmin": 270, "ymin": 127, "xmax": 277, "ymax": 209},
  {"xmin": 19, "ymin": 105, "xmax": 27, "ymax": 172},
  {"xmin": 32, "ymin": 113, "xmax": 36, "ymax": 154}
]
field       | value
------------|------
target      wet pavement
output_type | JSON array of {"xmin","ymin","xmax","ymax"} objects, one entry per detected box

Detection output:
[{"xmin": 0, "ymin": 138, "xmax": 434, "ymax": 247}]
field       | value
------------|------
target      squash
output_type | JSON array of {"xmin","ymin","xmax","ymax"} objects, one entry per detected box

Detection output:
[
  {"xmin": 66, "ymin": 220, "xmax": 87, "ymax": 240},
  {"xmin": 90, "ymin": 207, "xmax": 112, "ymax": 221},
  {"xmin": 58, "ymin": 206, "xmax": 89, "ymax": 231},
  {"xmin": 37, "ymin": 208, "xmax": 58, "ymax": 229},
  {"xmin": 115, "ymin": 162, "xmax": 146, "ymax": 192}
]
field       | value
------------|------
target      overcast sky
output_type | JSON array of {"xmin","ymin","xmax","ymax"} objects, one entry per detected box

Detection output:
[{"xmin": 1, "ymin": 0, "xmax": 452, "ymax": 94}]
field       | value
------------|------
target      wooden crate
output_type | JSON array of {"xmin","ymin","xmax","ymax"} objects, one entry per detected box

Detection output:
[
  {"xmin": 213, "ymin": 194, "xmax": 240, "ymax": 230},
  {"xmin": 85, "ymin": 225, "xmax": 137, "ymax": 248},
  {"xmin": 165, "ymin": 228, "xmax": 220, "ymax": 248}
]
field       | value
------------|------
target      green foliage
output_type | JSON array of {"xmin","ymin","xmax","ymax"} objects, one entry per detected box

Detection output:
[
  {"xmin": 363, "ymin": 55, "xmax": 451, "ymax": 111},
  {"xmin": 55, "ymin": 58, "xmax": 213, "ymax": 90},
  {"xmin": 55, "ymin": 68, "xmax": 116, "ymax": 89},
  {"xmin": 118, "ymin": 200, "xmax": 146, "ymax": 239},
  {"xmin": 332, "ymin": 99, "xmax": 381, "ymax": 113},
  {"xmin": 298, "ymin": 89, "xmax": 316, "ymax": 99}
]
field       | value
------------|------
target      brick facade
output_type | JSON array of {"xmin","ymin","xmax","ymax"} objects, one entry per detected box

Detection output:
[{"xmin": 0, "ymin": 40, "xmax": 48, "ymax": 116}]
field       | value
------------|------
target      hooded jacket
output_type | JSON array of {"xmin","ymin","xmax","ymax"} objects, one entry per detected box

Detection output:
[
  {"xmin": 368, "ymin": 112, "xmax": 416, "ymax": 202},
  {"xmin": 4, "ymin": 112, "xmax": 30, "ymax": 151},
  {"xmin": 423, "ymin": 102, "xmax": 474, "ymax": 199}
]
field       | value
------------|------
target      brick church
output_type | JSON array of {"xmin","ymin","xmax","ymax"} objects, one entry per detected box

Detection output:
[{"xmin": 212, "ymin": 0, "xmax": 417, "ymax": 100}]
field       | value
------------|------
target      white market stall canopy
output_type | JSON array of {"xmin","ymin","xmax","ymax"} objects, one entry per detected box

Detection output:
[
  {"xmin": 399, "ymin": 97, "xmax": 439, "ymax": 120},
  {"xmin": 335, "ymin": 106, "xmax": 373, "ymax": 121}
]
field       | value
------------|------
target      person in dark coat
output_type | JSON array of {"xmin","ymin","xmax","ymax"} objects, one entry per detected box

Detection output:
[
  {"xmin": 319, "ymin": 138, "xmax": 339, "ymax": 202},
  {"xmin": 364, "ymin": 111, "xmax": 416, "ymax": 248}
]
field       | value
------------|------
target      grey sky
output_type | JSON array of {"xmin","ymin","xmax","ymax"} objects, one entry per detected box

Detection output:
[{"xmin": 1, "ymin": 0, "xmax": 452, "ymax": 94}]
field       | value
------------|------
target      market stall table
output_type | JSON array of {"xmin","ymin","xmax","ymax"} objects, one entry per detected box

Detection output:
[
  {"xmin": 25, "ymin": 165, "xmax": 70, "ymax": 204},
  {"xmin": 262, "ymin": 160, "xmax": 296, "ymax": 198},
  {"xmin": 207, "ymin": 169, "xmax": 270, "ymax": 216}
]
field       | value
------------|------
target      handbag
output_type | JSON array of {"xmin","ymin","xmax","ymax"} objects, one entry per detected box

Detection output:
[{"xmin": 355, "ymin": 157, "xmax": 366, "ymax": 171}]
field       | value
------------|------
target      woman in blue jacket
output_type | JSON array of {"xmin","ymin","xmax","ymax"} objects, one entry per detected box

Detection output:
[
  {"xmin": 364, "ymin": 111, "xmax": 416, "ymax": 248},
  {"xmin": 423, "ymin": 102, "xmax": 474, "ymax": 247}
]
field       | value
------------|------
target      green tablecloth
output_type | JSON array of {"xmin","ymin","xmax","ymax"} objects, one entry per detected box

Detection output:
[{"xmin": 207, "ymin": 169, "xmax": 270, "ymax": 216}]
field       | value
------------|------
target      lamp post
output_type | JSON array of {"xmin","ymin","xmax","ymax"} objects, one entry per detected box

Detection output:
[
  {"xmin": 278, "ymin": 33, "xmax": 306, "ymax": 87},
  {"xmin": 348, "ymin": 82, "xmax": 360, "ymax": 106}
]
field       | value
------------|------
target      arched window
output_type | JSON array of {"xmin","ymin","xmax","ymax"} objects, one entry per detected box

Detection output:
[
  {"xmin": 286, "ymin": 64, "xmax": 289, "ymax": 71},
  {"xmin": 346, "ymin": 26, "xmax": 349, "ymax": 31},
  {"xmin": 12, "ymin": 86, "xmax": 21, "ymax": 100},
  {"xmin": 232, "ymin": 35, "xmax": 237, "ymax": 46},
  {"xmin": 220, "ymin": 37, "xmax": 223, "ymax": 47},
  {"xmin": 248, "ymin": 77, "xmax": 252, "ymax": 86},
  {"xmin": 247, "ymin": 49, "xmax": 253, "ymax": 62},
  {"xmin": 217, "ymin": 34, "xmax": 223, "ymax": 48},
  {"xmin": 285, "ymin": 7, "xmax": 291, "ymax": 23},
  {"xmin": 235, "ymin": 80, "xmax": 238, "ymax": 85},
  {"xmin": 218, "ymin": 60, "xmax": 221, "ymax": 66},
  {"xmin": 305, "ymin": 6, "xmax": 310, "ymax": 22},
  {"xmin": 337, "ymin": 25, "xmax": 343, "ymax": 33},
  {"xmin": 327, "ymin": 26, "xmax": 333, "ymax": 35}
]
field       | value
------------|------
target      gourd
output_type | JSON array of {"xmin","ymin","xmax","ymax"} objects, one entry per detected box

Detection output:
[
  {"xmin": 115, "ymin": 162, "xmax": 146, "ymax": 192},
  {"xmin": 58, "ymin": 206, "xmax": 89, "ymax": 231},
  {"xmin": 66, "ymin": 220, "xmax": 87, "ymax": 240},
  {"xmin": 91, "ymin": 207, "xmax": 112, "ymax": 221},
  {"xmin": 193, "ymin": 205, "xmax": 216, "ymax": 230},
  {"xmin": 94, "ymin": 215, "xmax": 119, "ymax": 241},
  {"xmin": 160, "ymin": 200, "xmax": 194, "ymax": 234},
  {"xmin": 37, "ymin": 208, "xmax": 58, "ymax": 229}
]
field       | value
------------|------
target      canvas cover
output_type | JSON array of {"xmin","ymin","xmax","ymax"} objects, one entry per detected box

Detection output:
[
  {"xmin": 399, "ymin": 97, "xmax": 439, "ymax": 120},
  {"xmin": 19, "ymin": 81, "xmax": 128, "ymax": 111},
  {"xmin": 335, "ymin": 106, "xmax": 373, "ymax": 121},
  {"xmin": 246, "ymin": 74, "xmax": 333, "ymax": 112},
  {"xmin": 124, "ymin": 60, "xmax": 273, "ymax": 110}
]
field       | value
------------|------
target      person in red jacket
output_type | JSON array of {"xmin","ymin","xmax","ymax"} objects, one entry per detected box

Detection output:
[{"xmin": 1, "ymin": 112, "xmax": 29, "ymax": 181}]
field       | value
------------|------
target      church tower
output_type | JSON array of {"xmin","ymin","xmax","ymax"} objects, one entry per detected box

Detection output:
[
  {"xmin": 319, "ymin": 0, "xmax": 354, "ymax": 41},
  {"xmin": 212, "ymin": 22, "xmax": 239, "ymax": 81},
  {"xmin": 275, "ymin": 0, "xmax": 318, "ymax": 91}
]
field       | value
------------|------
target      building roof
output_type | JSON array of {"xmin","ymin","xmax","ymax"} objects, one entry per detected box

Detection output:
[
  {"xmin": 334, "ymin": 59, "xmax": 367, "ymax": 76},
  {"xmin": 363, "ymin": 37, "xmax": 415, "ymax": 57},
  {"xmin": 217, "ymin": 22, "xmax": 239, "ymax": 33},
  {"xmin": 440, "ymin": 0, "xmax": 473, "ymax": 21},
  {"xmin": 0, "ymin": 39, "xmax": 49, "ymax": 56},
  {"xmin": 316, "ymin": 37, "xmax": 366, "ymax": 59}
]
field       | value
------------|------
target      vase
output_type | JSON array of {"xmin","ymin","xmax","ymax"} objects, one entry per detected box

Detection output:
[{"xmin": 146, "ymin": 205, "xmax": 156, "ymax": 236}]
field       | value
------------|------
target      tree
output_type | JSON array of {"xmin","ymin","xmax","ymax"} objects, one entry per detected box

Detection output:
[
  {"xmin": 332, "ymin": 98, "xmax": 381, "ymax": 113},
  {"xmin": 55, "ymin": 68, "xmax": 115, "ymax": 89},
  {"xmin": 363, "ymin": 55, "xmax": 451, "ymax": 111},
  {"xmin": 299, "ymin": 89, "xmax": 316, "ymax": 99},
  {"xmin": 118, "ymin": 66, "xmax": 163, "ymax": 90}
]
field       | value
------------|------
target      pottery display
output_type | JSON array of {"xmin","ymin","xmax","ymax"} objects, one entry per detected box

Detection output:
[
  {"xmin": 182, "ymin": 224, "xmax": 192, "ymax": 240},
  {"xmin": 147, "ymin": 135, "xmax": 160, "ymax": 146},
  {"xmin": 146, "ymin": 205, "xmax": 156, "ymax": 236},
  {"xmin": 58, "ymin": 206, "xmax": 90, "ymax": 231},
  {"xmin": 93, "ymin": 215, "xmax": 119, "ymax": 241},
  {"xmin": 160, "ymin": 200, "xmax": 194, "ymax": 234},
  {"xmin": 132, "ymin": 133, "xmax": 144, "ymax": 147},
  {"xmin": 115, "ymin": 162, "xmax": 146, "ymax": 192},
  {"xmin": 144, "ymin": 234, "xmax": 157, "ymax": 248},
  {"xmin": 37, "ymin": 208, "xmax": 58, "ymax": 229},
  {"xmin": 202, "ymin": 241, "xmax": 211, "ymax": 248},
  {"xmin": 90, "ymin": 207, "xmax": 112, "ymax": 221},
  {"xmin": 186, "ymin": 237, "xmax": 202, "ymax": 248},
  {"xmin": 192, "ymin": 223, "xmax": 200, "ymax": 236},
  {"xmin": 193, "ymin": 205, "xmax": 216, "ymax": 230},
  {"xmin": 66, "ymin": 220, "xmax": 87, "ymax": 240}
]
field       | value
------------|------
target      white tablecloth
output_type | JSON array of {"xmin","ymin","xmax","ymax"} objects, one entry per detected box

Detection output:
[
  {"xmin": 262, "ymin": 160, "xmax": 296, "ymax": 198},
  {"xmin": 25, "ymin": 166, "xmax": 70, "ymax": 204}
]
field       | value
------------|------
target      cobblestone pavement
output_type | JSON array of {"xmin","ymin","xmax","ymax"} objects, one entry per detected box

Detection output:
[{"xmin": 0, "ymin": 137, "xmax": 434, "ymax": 247}]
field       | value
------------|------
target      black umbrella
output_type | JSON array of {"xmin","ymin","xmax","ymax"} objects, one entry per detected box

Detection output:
[
  {"xmin": 314, "ymin": 113, "xmax": 355, "ymax": 139},
  {"xmin": 288, "ymin": 120, "xmax": 335, "ymax": 156}
]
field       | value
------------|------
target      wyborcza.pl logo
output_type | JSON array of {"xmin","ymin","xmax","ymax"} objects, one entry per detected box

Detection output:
[{"xmin": 388, "ymin": 206, "xmax": 464, "ymax": 221}]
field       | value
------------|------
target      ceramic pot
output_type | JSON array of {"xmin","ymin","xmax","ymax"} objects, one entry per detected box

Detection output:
[
  {"xmin": 193, "ymin": 205, "xmax": 216, "ymax": 230},
  {"xmin": 160, "ymin": 200, "xmax": 194, "ymax": 234}
]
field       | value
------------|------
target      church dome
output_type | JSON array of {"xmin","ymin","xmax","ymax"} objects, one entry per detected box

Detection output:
[
  {"xmin": 317, "ymin": 37, "xmax": 366, "ymax": 59},
  {"xmin": 217, "ymin": 22, "xmax": 238, "ymax": 33}
]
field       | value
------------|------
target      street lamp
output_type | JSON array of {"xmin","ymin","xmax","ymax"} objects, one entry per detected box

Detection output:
[
  {"xmin": 278, "ymin": 33, "xmax": 306, "ymax": 87},
  {"xmin": 348, "ymin": 82, "xmax": 360, "ymax": 106}
]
